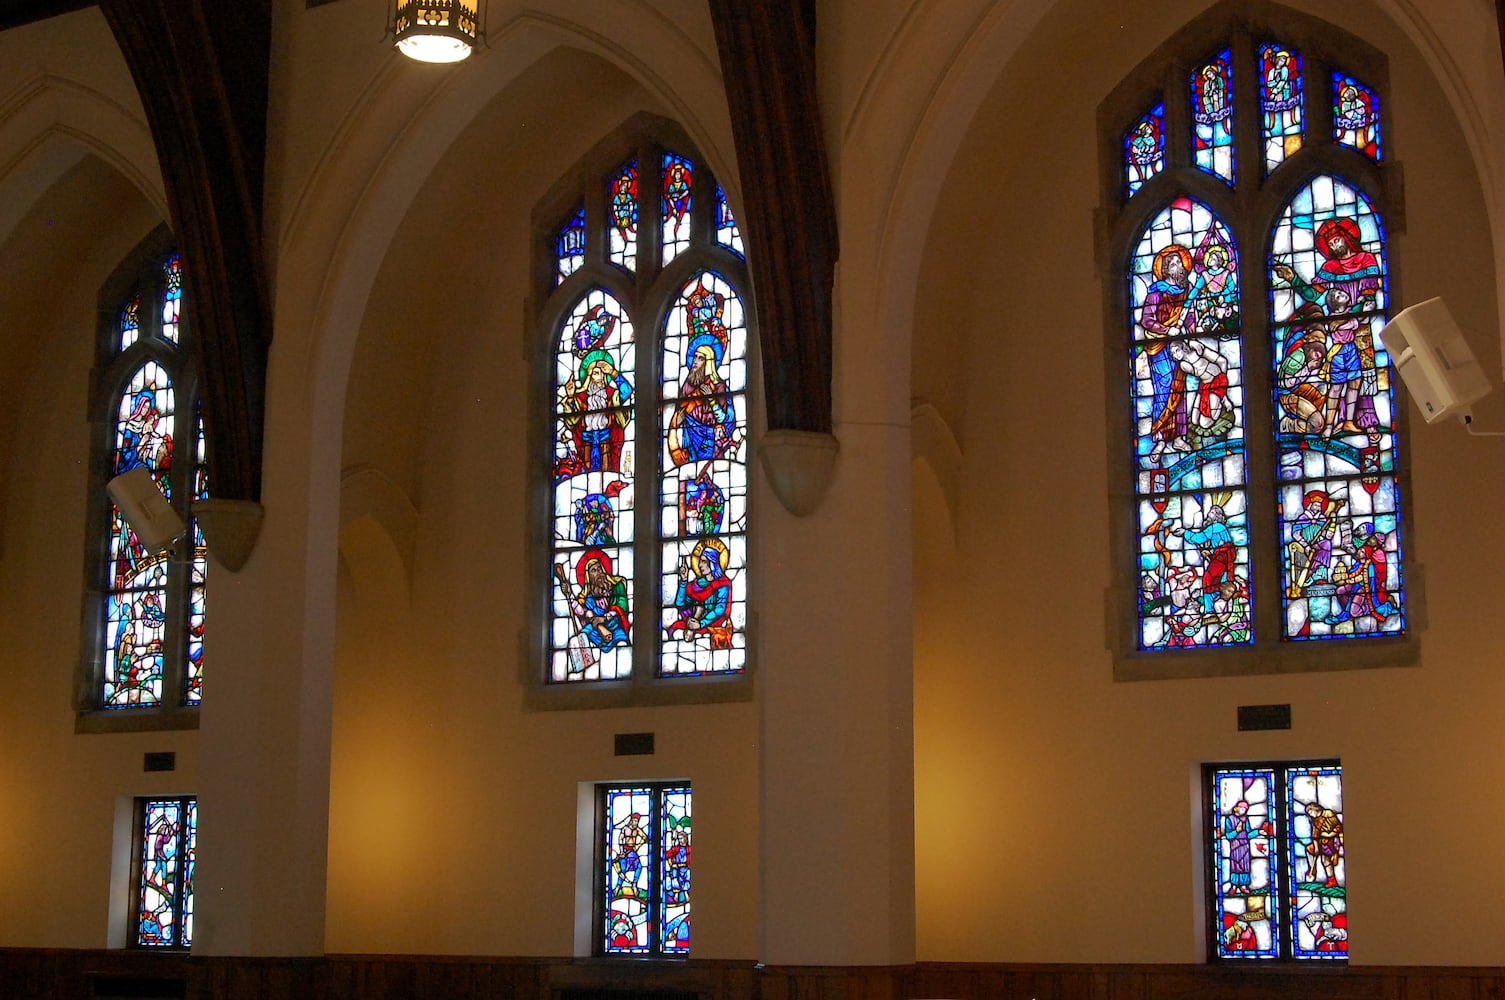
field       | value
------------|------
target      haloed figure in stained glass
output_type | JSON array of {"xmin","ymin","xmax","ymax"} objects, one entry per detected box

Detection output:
[
  {"xmin": 118, "ymin": 390, "xmax": 171, "ymax": 476},
  {"xmin": 555, "ymin": 548, "xmax": 630, "ymax": 655},
  {"xmin": 558, "ymin": 305, "xmax": 632, "ymax": 476},
  {"xmin": 667, "ymin": 538, "xmax": 733, "ymax": 649},
  {"xmin": 1140, "ymin": 245, "xmax": 1235, "ymax": 459},
  {"xmin": 668, "ymin": 281, "xmax": 739, "ymax": 467}
]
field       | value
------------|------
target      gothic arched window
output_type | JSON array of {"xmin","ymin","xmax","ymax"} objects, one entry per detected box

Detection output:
[
  {"xmin": 1103, "ymin": 8, "xmax": 1413, "ymax": 677},
  {"xmin": 81, "ymin": 228, "xmax": 207, "ymax": 728},
  {"xmin": 535, "ymin": 121, "xmax": 752, "ymax": 702}
]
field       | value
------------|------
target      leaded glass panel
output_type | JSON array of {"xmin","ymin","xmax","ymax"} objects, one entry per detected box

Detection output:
[
  {"xmin": 1125, "ymin": 103, "xmax": 1165, "ymax": 197},
  {"xmin": 661, "ymin": 153, "xmax": 693, "ymax": 265},
  {"xmin": 119, "ymin": 296, "xmax": 141, "ymax": 352},
  {"xmin": 1210, "ymin": 767, "xmax": 1279, "ymax": 959},
  {"xmin": 136, "ymin": 799, "xmax": 186, "ymax": 947},
  {"xmin": 1192, "ymin": 50, "xmax": 1235, "ymax": 184},
  {"xmin": 1259, "ymin": 44, "xmax": 1303, "ymax": 173},
  {"xmin": 161, "ymin": 254, "xmax": 182, "ymax": 345},
  {"xmin": 1270, "ymin": 177, "xmax": 1402, "ymax": 639},
  {"xmin": 1130, "ymin": 198, "xmax": 1250, "ymax": 648},
  {"xmin": 714, "ymin": 184, "xmax": 743, "ymax": 257},
  {"xmin": 1286, "ymin": 765, "xmax": 1346, "ymax": 959},
  {"xmin": 556, "ymin": 205, "xmax": 586, "ymax": 285},
  {"xmin": 604, "ymin": 786, "xmax": 653, "ymax": 955},
  {"xmin": 608, "ymin": 161, "xmax": 639, "ymax": 272},
  {"xmin": 551, "ymin": 290, "xmax": 636, "ymax": 682},
  {"xmin": 659, "ymin": 786, "xmax": 692, "ymax": 955},
  {"xmin": 1333, "ymin": 73, "xmax": 1380, "ymax": 161}
]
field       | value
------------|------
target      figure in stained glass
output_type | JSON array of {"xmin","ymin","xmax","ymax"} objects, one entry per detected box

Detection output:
[
  {"xmin": 681, "ymin": 464, "xmax": 725, "ymax": 536},
  {"xmin": 1260, "ymin": 45, "xmax": 1303, "ymax": 170},
  {"xmin": 556, "ymin": 206, "xmax": 586, "ymax": 284},
  {"xmin": 666, "ymin": 537, "xmax": 732, "ymax": 649},
  {"xmin": 1286, "ymin": 767, "xmax": 1346, "ymax": 957},
  {"xmin": 1168, "ymin": 501, "xmax": 1236, "ymax": 612},
  {"xmin": 664, "ymin": 816, "xmax": 691, "ymax": 905},
  {"xmin": 612, "ymin": 809, "xmax": 648, "ymax": 899},
  {"xmin": 555, "ymin": 549, "xmax": 630, "ymax": 657},
  {"xmin": 1192, "ymin": 53, "xmax": 1234, "ymax": 182},
  {"xmin": 1324, "ymin": 521, "xmax": 1398, "ymax": 626},
  {"xmin": 1125, "ymin": 105, "xmax": 1165, "ymax": 196},
  {"xmin": 611, "ymin": 166, "xmax": 638, "ymax": 238},
  {"xmin": 663, "ymin": 156, "xmax": 691, "ymax": 236},
  {"xmin": 1333, "ymin": 75, "xmax": 1379, "ymax": 160},
  {"xmin": 117, "ymin": 389, "xmax": 173, "ymax": 477},
  {"xmin": 667, "ymin": 281, "xmax": 738, "ymax": 466},
  {"xmin": 558, "ymin": 355, "xmax": 632, "ymax": 478},
  {"xmin": 574, "ymin": 481, "xmax": 625, "ymax": 544}
]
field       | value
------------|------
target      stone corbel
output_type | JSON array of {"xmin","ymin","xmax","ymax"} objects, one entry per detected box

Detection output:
[{"xmin": 759, "ymin": 429, "xmax": 839, "ymax": 516}]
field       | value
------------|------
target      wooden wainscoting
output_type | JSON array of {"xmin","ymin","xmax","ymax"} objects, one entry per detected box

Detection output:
[{"xmin": 4, "ymin": 950, "xmax": 1505, "ymax": 999}]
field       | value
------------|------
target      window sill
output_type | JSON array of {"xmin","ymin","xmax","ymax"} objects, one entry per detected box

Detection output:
[
  {"xmin": 524, "ymin": 670, "xmax": 753, "ymax": 712},
  {"xmin": 76, "ymin": 706, "xmax": 199, "ymax": 735}
]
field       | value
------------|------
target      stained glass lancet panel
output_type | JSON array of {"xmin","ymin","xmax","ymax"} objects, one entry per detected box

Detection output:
[
  {"xmin": 1192, "ymin": 50, "xmax": 1235, "ymax": 184},
  {"xmin": 659, "ymin": 786, "xmax": 692, "ymax": 955},
  {"xmin": 556, "ymin": 205, "xmax": 586, "ymax": 286},
  {"xmin": 103, "ymin": 363, "xmax": 176, "ymax": 707},
  {"xmin": 714, "ymin": 184, "xmax": 743, "ymax": 257},
  {"xmin": 119, "ymin": 296, "xmax": 141, "ymax": 352},
  {"xmin": 185, "ymin": 412, "xmax": 208, "ymax": 704},
  {"xmin": 661, "ymin": 153, "xmax": 693, "ymax": 265},
  {"xmin": 1125, "ymin": 103, "xmax": 1166, "ymax": 198},
  {"xmin": 1333, "ymin": 73, "xmax": 1380, "ymax": 161},
  {"xmin": 1259, "ymin": 43, "xmax": 1304, "ymax": 174},
  {"xmin": 136, "ymin": 799, "xmax": 184, "ymax": 947},
  {"xmin": 1210, "ymin": 766, "xmax": 1280, "ymax": 959},
  {"xmin": 550, "ymin": 289, "xmax": 636, "ymax": 682},
  {"xmin": 160, "ymin": 254, "xmax": 182, "ymax": 345},
  {"xmin": 1130, "ymin": 197, "xmax": 1250, "ymax": 649},
  {"xmin": 608, "ymin": 160, "xmax": 639, "ymax": 272},
  {"xmin": 603, "ymin": 786, "xmax": 653, "ymax": 955},
  {"xmin": 660, "ymin": 272, "xmax": 748, "ymax": 675},
  {"xmin": 1286, "ymin": 765, "xmax": 1345, "ymax": 959},
  {"xmin": 181, "ymin": 799, "xmax": 197, "ymax": 948},
  {"xmin": 1269, "ymin": 176, "xmax": 1403, "ymax": 640}
]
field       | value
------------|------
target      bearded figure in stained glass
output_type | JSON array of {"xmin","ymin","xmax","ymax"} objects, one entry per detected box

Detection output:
[
  {"xmin": 559, "ymin": 351, "xmax": 632, "ymax": 474},
  {"xmin": 1168, "ymin": 496, "xmax": 1237, "ymax": 613},
  {"xmin": 574, "ymin": 481, "xmax": 625, "ymax": 544},
  {"xmin": 667, "ymin": 538, "xmax": 733, "ymax": 649},
  {"xmin": 1140, "ymin": 246, "xmax": 1194, "ymax": 456},
  {"xmin": 1287, "ymin": 489, "xmax": 1341, "ymax": 596},
  {"xmin": 668, "ymin": 283, "xmax": 738, "ymax": 466},
  {"xmin": 557, "ymin": 549, "xmax": 630, "ymax": 651},
  {"xmin": 1326, "ymin": 521, "xmax": 1397, "ymax": 626},
  {"xmin": 612, "ymin": 810, "xmax": 648, "ymax": 899},
  {"xmin": 664, "ymin": 816, "xmax": 691, "ymax": 904},
  {"xmin": 1274, "ymin": 217, "xmax": 1381, "ymax": 313}
]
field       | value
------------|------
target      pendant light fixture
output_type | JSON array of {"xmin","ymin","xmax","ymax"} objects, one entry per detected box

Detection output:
[{"xmin": 391, "ymin": 1, "xmax": 481, "ymax": 64}]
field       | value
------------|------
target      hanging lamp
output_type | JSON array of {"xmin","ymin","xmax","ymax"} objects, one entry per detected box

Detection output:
[{"xmin": 391, "ymin": 0, "xmax": 481, "ymax": 64}]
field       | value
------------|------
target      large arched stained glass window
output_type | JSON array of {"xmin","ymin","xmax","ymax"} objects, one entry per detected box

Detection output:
[
  {"xmin": 86, "ymin": 233, "xmax": 207, "ymax": 723},
  {"xmin": 1105, "ymin": 10, "xmax": 1410, "ymax": 674},
  {"xmin": 540, "ymin": 127, "xmax": 752, "ymax": 694}
]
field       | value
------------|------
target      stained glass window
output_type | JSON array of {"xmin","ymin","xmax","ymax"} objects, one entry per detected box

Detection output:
[
  {"xmin": 557, "ymin": 205, "xmax": 586, "ymax": 285},
  {"xmin": 1333, "ymin": 73, "xmax": 1380, "ymax": 161},
  {"xmin": 90, "ymin": 240, "xmax": 206, "ymax": 717},
  {"xmin": 1192, "ymin": 51, "xmax": 1235, "ymax": 184},
  {"xmin": 661, "ymin": 153, "xmax": 693, "ymax": 265},
  {"xmin": 714, "ymin": 184, "xmax": 743, "ymax": 257},
  {"xmin": 601, "ymin": 783, "xmax": 691, "ymax": 957},
  {"xmin": 1270, "ymin": 177, "xmax": 1403, "ymax": 639},
  {"xmin": 1113, "ymin": 23, "xmax": 1405, "ymax": 663},
  {"xmin": 550, "ymin": 290, "xmax": 637, "ymax": 683},
  {"xmin": 609, "ymin": 161, "xmax": 639, "ymax": 272},
  {"xmin": 1130, "ymin": 198, "xmax": 1249, "ymax": 649},
  {"xmin": 1259, "ymin": 44, "xmax": 1303, "ymax": 173},
  {"xmin": 660, "ymin": 272, "xmax": 748, "ymax": 673},
  {"xmin": 1125, "ymin": 103, "xmax": 1166, "ymax": 198},
  {"xmin": 1207, "ymin": 762, "xmax": 1344, "ymax": 961},
  {"xmin": 540, "ymin": 136, "xmax": 751, "ymax": 690},
  {"xmin": 133, "ymin": 796, "xmax": 197, "ymax": 949}
]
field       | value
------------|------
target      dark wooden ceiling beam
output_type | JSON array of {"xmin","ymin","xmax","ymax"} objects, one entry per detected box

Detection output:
[
  {"xmin": 708, "ymin": 0, "xmax": 837, "ymax": 434},
  {"xmin": 99, "ymin": 0, "xmax": 272, "ymax": 502}
]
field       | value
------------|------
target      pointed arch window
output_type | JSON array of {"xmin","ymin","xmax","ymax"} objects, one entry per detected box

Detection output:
[
  {"xmin": 1103, "ymin": 9, "xmax": 1413, "ymax": 677},
  {"xmin": 536, "ymin": 122, "xmax": 752, "ymax": 704},
  {"xmin": 81, "ymin": 229, "xmax": 207, "ymax": 728}
]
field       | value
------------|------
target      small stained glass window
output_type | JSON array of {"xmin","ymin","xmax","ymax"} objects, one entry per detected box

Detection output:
[
  {"xmin": 132, "ymin": 796, "xmax": 197, "ymax": 949},
  {"xmin": 1125, "ymin": 103, "xmax": 1166, "ymax": 198},
  {"xmin": 1192, "ymin": 50, "xmax": 1235, "ymax": 184},
  {"xmin": 609, "ymin": 161, "xmax": 639, "ymax": 272},
  {"xmin": 661, "ymin": 153, "xmax": 693, "ymax": 265},
  {"xmin": 556, "ymin": 205, "xmax": 586, "ymax": 286},
  {"xmin": 119, "ymin": 296, "xmax": 141, "ymax": 352},
  {"xmin": 601, "ymin": 783, "xmax": 691, "ymax": 957},
  {"xmin": 1332, "ymin": 73, "xmax": 1380, "ymax": 161},
  {"xmin": 160, "ymin": 254, "xmax": 182, "ymax": 345},
  {"xmin": 1259, "ymin": 44, "xmax": 1303, "ymax": 173},
  {"xmin": 714, "ymin": 184, "xmax": 743, "ymax": 257},
  {"xmin": 1208, "ymin": 762, "xmax": 1344, "ymax": 961}
]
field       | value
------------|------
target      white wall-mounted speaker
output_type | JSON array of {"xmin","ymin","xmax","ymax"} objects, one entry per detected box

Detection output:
[
  {"xmin": 106, "ymin": 466, "xmax": 186, "ymax": 554},
  {"xmin": 1377, "ymin": 297, "xmax": 1492, "ymax": 423}
]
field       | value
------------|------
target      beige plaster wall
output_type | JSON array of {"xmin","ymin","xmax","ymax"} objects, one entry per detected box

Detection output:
[{"xmin": 912, "ymin": 0, "xmax": 1505, "ymax": 966}]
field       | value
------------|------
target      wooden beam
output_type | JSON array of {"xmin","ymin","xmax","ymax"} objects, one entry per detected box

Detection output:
[
  {"xmin": 707, "ymin": 0, "xmax": 837, "ymax": 434},
  {"xmin": 99, "ymin": 0, "xmax": 271, "ymax": 502}
]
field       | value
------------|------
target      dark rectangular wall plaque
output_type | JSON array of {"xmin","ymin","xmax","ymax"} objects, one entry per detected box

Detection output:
[
  {"xmin": 614, "ymin": 732, "xmax": 655, "ymax": 756},
  {"xmin": 1237, "ymin": 704, "xmax": 1292, "ymax": 731},
  {"xmin": 143, "ymin": 751, "xmax": 177, "ymax": 772}
]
